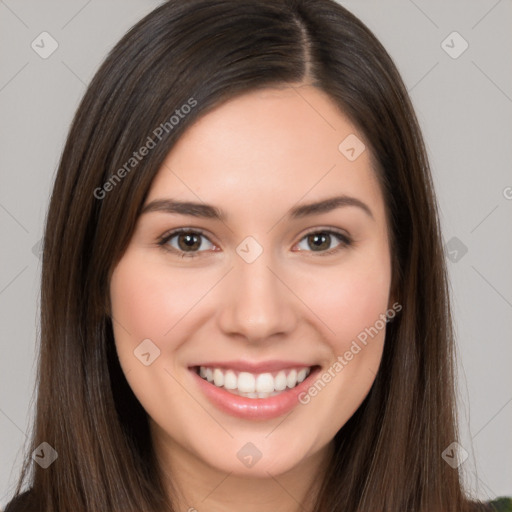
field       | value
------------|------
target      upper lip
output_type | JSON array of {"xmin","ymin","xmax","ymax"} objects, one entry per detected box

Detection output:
[{"xmin": 190, "ymin": 360, "xmax": 316, "ymax": 373}]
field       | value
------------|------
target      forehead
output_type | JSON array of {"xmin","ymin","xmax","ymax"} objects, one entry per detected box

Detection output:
[{"xmin": 146, "ymin": 85, "xmax": 384, "ymax": 220}]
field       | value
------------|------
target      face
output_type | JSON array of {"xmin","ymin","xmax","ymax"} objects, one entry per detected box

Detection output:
[{"xmin": 109, "ymin": 85, "xmax": 393, "ymax": 479}]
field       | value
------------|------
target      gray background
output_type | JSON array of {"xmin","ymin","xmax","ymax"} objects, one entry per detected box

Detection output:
[{"xmin": 1, "ymin": 0, "xmax": 511, "ymax": 505}]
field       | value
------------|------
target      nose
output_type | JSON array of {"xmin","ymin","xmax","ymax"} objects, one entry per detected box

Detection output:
[{"xmin": 217, "ymin": 248, "xmax": 298, "ymax": 343}]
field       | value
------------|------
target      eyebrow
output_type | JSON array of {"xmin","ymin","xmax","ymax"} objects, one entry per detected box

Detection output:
[{"xmin": 141, "ymin": 195, "xmax": 374, "ymax": 221}]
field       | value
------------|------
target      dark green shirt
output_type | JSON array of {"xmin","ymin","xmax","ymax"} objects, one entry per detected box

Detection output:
[
  {"xmin": 488, "ymin": 497, "xmax": 512, "ymax": 511},
  {"xmin": 3, "ymin": 491, "xmax": 512, "ymax": 511}
]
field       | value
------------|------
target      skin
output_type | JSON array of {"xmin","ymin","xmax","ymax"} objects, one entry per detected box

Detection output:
[{"xmin": 109, "ymin": 84, "xmax": 393, "ymax": 512}]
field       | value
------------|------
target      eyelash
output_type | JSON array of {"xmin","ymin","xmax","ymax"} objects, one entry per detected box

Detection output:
[{"xmin": 156, "ymin": 228, "xmax": 352, "ymax": 259}]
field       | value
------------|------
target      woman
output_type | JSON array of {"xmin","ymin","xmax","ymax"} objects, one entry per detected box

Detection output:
[{"xmin": 4, "ymin": 0, "xmax": 510, "ymax": 510}]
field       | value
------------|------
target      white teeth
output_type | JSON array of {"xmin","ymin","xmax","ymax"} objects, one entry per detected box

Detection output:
[
  {"xmin": 297, "ymin": 368, "xmax": 308, "ymax": 383},
  {"xmin": 286, "ymin": 369, "xmax": 297, "ymax": 388},
  {"xmin": 237, "ymin": 372, "xmax": 256, "ymax": 393},
  {"xmin": 256, "ymin": 373, "xmax": 274, "ymax": 393},
  {"xmin": 197, "ymin": 365, "xmax": 313, "ymax": 398},
  {"xmin": 213, "ymin": 368, "xmax": 224, "ymax": 387},
  {"xmin": 274, "ymin": 371, "xmax": 287, "ymax": 391},
  {"xmin": 224, "ymin": 370, "xmax": 237, "ymax": 390}
]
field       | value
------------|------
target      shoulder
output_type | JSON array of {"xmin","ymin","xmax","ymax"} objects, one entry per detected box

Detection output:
[
  {"xmin": 3, "ymin": 490, "xmax": 35, "ymax": 512},
  {"xmin": 3, "ymin": 491, "xmax": 511, "ymax": 512},
  {"xmin": 486, "ymin": 497, "xmax": 512, "ymax": 511}
]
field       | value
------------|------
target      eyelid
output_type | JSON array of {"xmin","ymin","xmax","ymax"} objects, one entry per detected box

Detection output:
[
  {"xmin": 292, "ymin": 227, "xmax": 352, "ymax": 255},
  {"xmin": 157, "ymin": 227, "xmax": 218, "ymax": 258},
  {"xmin": 157, "ymin": 226, "xmax": 353, "ymax": 257},
  {"xmin": 296, "ymin": 226, "xmax": 351, "ymax": 244}
]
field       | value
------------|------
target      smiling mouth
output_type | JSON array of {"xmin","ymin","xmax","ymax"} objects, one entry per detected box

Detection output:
[{"xmin": 191, "ymin": 365, "xmax": 319, "ymax": 399}]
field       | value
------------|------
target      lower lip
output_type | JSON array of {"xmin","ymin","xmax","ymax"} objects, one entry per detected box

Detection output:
[{"xmin": 189, "ymin": 366, "xmax": 321, "ymax": 420}]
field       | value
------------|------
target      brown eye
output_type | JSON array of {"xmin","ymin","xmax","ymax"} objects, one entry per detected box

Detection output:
[
  {"xmin": 295, "ymin": 230, "xmax": 351, "ymax": 255},
  {"xmin": 158, "ymin": 229, "xmax": 215, "ymax": 257},
  {"xmin": 177, "ymin": 232, "xmax": 202, "ymax": 251},
  {"xmin": 307, "ymin": 232, "xmax": 331, "ymax": 251}
]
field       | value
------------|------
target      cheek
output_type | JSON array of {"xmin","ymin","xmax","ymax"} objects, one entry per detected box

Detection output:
[
  {"xmin": 331, "ymin": 269, "xmax": 389, "ymax": 349},
  {"xmin": 108, "ymin": 253, "xmax": 207, "ymax": 426},
  {"xmin": 108, "ymin": 252, "xmax": 218, "ymax": 406},
  {"xmin": 109, "ymin": 253, "xmax": 210, "ymax": 346},
  {"xmin": 297, "ymin": 250, "xmax": 392, "ymax": 355},
  {"xmin": 292, "ymin": 257, "xmax": 391, "ymax": 435}
]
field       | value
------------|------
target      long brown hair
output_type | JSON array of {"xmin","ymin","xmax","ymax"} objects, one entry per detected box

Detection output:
[{"xmin": 8, "ymin": 0, "xmax": 489, "ymax": 510}]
